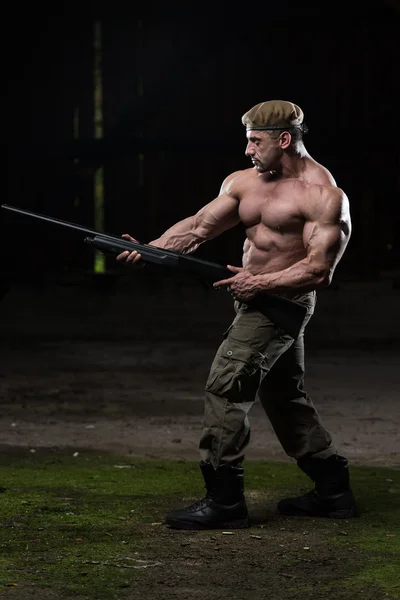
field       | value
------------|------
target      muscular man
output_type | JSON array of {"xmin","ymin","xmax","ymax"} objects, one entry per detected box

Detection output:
[{"xmin": 117, "ymin": 100, "xmax": 356, "ymax": 529}]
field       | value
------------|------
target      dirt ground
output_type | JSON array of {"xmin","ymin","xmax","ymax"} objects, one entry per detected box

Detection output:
[
  {"xmin": 0, "ymin": 340, "xmax": 399, "ymax": 468},
  {"xmin": 0, "ymin": 339, "xmax": 399, "ymax": 600}
]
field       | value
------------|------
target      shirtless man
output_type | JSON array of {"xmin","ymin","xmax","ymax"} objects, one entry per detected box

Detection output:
[{"xmin": 117, "ymin": 100, "xmax": 356, "ymax": 529}]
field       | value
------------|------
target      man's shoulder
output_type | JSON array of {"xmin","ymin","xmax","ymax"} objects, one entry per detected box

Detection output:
[
  {"xmin": 285, "ymin": 178, "xmax": 345, "ymax": 202},
  {"xmin": 305, "ymin": 183, "xmax": 349, "ymax": 220},
  {"xmin": 224, "ymin": 168, "xmax": 255, "ymax": 184},
  {"xmin": 304, "ymin": 157, "xmax": 337, "ymax": 187},
  {"xmin": 310, "ymin": 183, "xmax": 348, "ymax": 204},
  {"xmin": 221, "ymin": 168, "xmax": 255, "ymax": 195}
]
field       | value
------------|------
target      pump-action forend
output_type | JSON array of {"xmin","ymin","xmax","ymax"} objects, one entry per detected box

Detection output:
[{"xmin": 1, "ymin": 204, "xmax": 307, "ymax": 337}]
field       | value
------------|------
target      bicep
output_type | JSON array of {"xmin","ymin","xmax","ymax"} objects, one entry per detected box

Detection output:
[
  {"xmin": 303, "ymin": 192, "xmax": 351, "ymax": 271},
  {"xmin": 194, "ymin": 192, "xmax": 240, "ymax": 239},
  {"xmin": 304, "ymin": 221, "xmax": 349, "ymax": 266}
]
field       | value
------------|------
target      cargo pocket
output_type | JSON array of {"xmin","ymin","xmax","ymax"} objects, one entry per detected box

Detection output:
[{"xmin": 205, "ymin": 338, "xmax": 266, "ymax": 402}]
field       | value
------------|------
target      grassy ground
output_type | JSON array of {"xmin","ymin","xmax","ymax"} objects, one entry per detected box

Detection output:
[{"xmin": 0, "ymin": 448, "xmax": 399, "ymax": 600}]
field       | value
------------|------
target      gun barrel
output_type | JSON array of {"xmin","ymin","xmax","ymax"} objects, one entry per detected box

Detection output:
[
  {"xmin": 1, "ymin": 204, "xmax": 180, "ymax": 257},
  {"xmin": 1, "ymin": 204, "xmax": 107, "ymax": 239}
]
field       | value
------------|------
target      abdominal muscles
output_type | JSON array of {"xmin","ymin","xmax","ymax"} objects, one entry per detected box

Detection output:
[{"xmin": 242, "ymin": 226, "xmax": 307, "ymax": 275}]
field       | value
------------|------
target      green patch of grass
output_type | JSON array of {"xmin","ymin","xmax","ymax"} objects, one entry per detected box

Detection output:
[
  {"xmin": 0, "ymin": 450, "xmax": 399, "ymax": 599},
  {"xmin": 247, "ymin": 461, "xmax": 400, "ymax": 597},
  {"xmin": 331, "ymin": 466, "xmax": 400, "ymax": 597},
  {"xmin": 0, "ymin": 450, "xmax": 198, "ymax": 599}
]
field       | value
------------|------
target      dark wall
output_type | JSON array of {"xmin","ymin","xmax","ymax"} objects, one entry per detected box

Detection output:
[{"xmin": 4, "ymin": 2, "xmax": 400, "ymax": 286}]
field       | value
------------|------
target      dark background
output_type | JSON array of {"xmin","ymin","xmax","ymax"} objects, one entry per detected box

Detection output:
[
  {"xmin": 1, "ymin": 2, "xmax": 399, "ymax": 477},
  {"xmin": 3, "ymin": 1, "xmax": 400, "ymax": 313}
]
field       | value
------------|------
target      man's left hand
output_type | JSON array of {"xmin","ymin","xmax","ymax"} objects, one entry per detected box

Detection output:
[{"xmin": 213, "ymin": 265, "xmax": 260, "ymax": 302}]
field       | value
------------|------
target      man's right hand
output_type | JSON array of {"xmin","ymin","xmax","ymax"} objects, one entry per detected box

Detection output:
[{"xmin": 116, "ymin": 234, "xmax": 143, "ymax": 266}]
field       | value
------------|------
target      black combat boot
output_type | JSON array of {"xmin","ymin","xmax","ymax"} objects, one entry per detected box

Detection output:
[
  {"xmin": 165, "ymin": 461, "xmax": 249, "ymax": 530},
  {"xmin": 278, "ymin": 455, "xmax": 357, "ymax": 519}
]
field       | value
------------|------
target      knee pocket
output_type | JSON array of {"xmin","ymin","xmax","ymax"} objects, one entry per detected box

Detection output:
[{"xmin": 205, "ymin": 339, "xmax": 266, "ymax": 402}]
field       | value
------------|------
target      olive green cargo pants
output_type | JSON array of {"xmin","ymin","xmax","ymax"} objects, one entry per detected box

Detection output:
[{"xmin": 199, "ymin": 292, "xmax": 336, "ymax": 467}]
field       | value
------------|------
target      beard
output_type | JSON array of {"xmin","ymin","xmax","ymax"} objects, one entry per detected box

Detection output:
[
  {"xmin": 252, "ymin": 159, "xmax": 270, "ymax": 173},
  {"xmin": 252, "ymin": 149, "xmax": 282, "ymax": 173}
]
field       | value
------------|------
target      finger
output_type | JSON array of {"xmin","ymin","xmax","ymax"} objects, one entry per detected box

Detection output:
[
  {"xmin": 121, "ymin": 233, "xmax": 138, "ymax": 242},
  {"xmin": 226, "ymin": 265, "xmax": 243, "ymax": 272},
  {"xmin": 130, "ymin": 254, "xmax": 144, "ymax": 268},
  {"xmin": 126, "ymin": 251, "xmax": 142, "ymax": 263},
  {"xmin": 116, "ymin": 251, "xmax": 130, "ymax": 261},
  {"xmin": 213, "ymin": 277, "xmax": 235, "ymax": 288}
]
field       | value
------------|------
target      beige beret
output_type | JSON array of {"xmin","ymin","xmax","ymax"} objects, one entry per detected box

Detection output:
[{"xmin": 242, "ymin": 100, "xmax": 304, "ymax": 130}]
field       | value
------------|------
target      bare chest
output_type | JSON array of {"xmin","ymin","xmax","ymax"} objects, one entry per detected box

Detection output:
[{"xmin": 238, "ymin": 183, "xmax": 305, "ymax": 234}]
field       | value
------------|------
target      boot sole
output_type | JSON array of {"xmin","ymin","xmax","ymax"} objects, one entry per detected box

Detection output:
[
  {"xmin": 326, "ymin": 506, "xmax": 358, "ymax": 519},
  {"xmin": 279, "ymin": 505, "xmax": 357, "ymax": 519},
  {"xmin": 165, "ymin": 517, "xmax": 250, "ymax": 530}
]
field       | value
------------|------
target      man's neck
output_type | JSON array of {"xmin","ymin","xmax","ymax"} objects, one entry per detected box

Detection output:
[{"xmin": 277, "ymin": 143, "xmax": 310, "ymax": 179}]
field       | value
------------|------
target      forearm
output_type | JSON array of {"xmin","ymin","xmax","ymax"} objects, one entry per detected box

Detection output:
[
  {"xmin": 149, "ymin": 216, "xmax": 206, "ymax": 254},
  {"xmin": 255, "ymin": 259, "xmax": 331, "ymax": 294}
]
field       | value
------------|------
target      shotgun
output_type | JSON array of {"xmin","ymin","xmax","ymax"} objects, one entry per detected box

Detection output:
[{"xmin": 1, "ymin": 204, "xmax": 307, "ymax": 337}]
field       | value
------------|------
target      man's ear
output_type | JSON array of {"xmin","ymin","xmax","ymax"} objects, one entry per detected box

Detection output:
[{"xmin": 280, "ymin": 131, "xmax": 292, "ymax": 149}]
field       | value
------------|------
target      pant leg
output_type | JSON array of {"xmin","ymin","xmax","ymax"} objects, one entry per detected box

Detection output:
[
  {"xmin": 258, "ymin": 312, "xmax": 337, "ymax": 462},
  {"xmin": 199, "ymin": 301, "xmax": 294, "ymax": 468}
]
